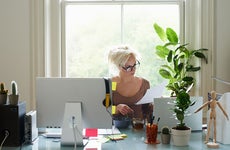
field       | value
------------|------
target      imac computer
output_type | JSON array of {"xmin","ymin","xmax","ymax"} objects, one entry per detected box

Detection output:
[{"xmin": 36, "ymin": 77, "xmax": 113, "ymax": 133}]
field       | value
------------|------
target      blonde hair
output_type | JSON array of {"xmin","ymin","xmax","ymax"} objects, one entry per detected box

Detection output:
[{"xmin": 108, "ymin": 45, "xmax": 139, "ymax": 69}]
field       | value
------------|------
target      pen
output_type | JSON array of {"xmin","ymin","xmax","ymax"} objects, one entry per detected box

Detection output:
[
  {"xmin": 150, "ymin": 116, "xmax": 155, "ymax": 125},
  {"xmin": 157, "ymin": 117, "xmax": 160, "ymax": 125}
]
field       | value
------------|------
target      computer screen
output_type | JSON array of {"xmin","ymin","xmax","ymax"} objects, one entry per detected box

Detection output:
[{"xmin": 36, "ymin": 77, "xmax": 113, "ymax": 130}]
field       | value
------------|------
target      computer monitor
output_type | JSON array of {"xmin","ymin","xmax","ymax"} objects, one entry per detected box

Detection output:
[{"xmin": 36, "ymin": 77, "xmax": 113, "ymax": 131}]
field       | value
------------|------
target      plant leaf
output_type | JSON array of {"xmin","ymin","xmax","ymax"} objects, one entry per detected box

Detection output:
[
  {"xmin": 197, "ymin": 48, "xmax": 208, "ymax": 51},
  {"xmin": 182, "ymin": 76, "xmax": 193, "ymax": 82},
  {"xmin": 166, "ymin": 28, "xmax": 178, "ymax": 43},
  {"xmin": 155, "ymin": 45, "xmax": 169, "ymax": 58},
  {"xmin": 176, "ymin": 113, "xmax": 184, "ymax": 122},
  {"xmin": 159, "ymin": 69, "xmax": 172, "ymax": 79},
  {"xmin": 177, "ymin": 63, "xmax": 184, "ymax": 72},
  {"xmin": 153, "ymin": 23, "xmax": 167, "ymax": 42},
  {"xmin": 194, "ymin": 52, "xmax": 208, "ymax": 63},
  {"xmin": 186, "ymin": 66, "xmax": 201, "ymax": 72},
  {"xmin": 167, "ymin": 50, "xmax": 173, "ymax": 62}
]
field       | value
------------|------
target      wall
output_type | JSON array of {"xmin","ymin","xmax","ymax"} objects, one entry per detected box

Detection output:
[
  {"xmin": 0, "ymin": 0, "xmax": 32, "ymax": 111},
  {"xmin": 214, "ymin": 0, "xmax": 230, "ymax": 93}
]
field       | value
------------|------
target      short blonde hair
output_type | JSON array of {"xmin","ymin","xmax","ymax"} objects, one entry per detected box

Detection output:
[{"xmin": 108, "ymin": 45, "xmax": 139, "ymax": 69}]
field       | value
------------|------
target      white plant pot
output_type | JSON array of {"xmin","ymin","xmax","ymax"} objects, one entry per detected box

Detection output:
[
  {"xmin": 171, "ymin": 127, "xmax": 191, "ymax": 146},
  {"xmin": 9, "ymin": 94, "xmax": 19, "ymax": 105}
]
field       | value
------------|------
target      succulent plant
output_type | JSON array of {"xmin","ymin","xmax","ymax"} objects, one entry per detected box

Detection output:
[
  {"xmin": 11, "ymin": 81, "xmax": 18, "ymax": 95},
  {"xmin": 161, "ymin": 126, "xmax": 171, "ymax": 144},
  {"xmin": 0, "ymin": 82, "xmax": 8, "ymax": 94},
  {"xmin": 161, "ymin": 126, "xmax": 170, "ymax": 134},
  {"xmin": 9, "ymin": 81, "xmax": 19, "ymax": 105}
]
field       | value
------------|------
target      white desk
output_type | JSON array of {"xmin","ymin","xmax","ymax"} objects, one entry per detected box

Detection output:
[{"xmin": 3, "ymin": 128, "xmax": 230, "ymax": 150}]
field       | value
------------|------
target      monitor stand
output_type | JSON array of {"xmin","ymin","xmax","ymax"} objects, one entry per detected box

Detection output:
[{"xmin": 61, "ymin": 102, "xmax": 84, "ymax": 147}]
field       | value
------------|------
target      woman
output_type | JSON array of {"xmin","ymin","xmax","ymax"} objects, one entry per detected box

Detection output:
[{"xmin": 108, "ymin": 45, "xmax": 153, "ymax": 121}]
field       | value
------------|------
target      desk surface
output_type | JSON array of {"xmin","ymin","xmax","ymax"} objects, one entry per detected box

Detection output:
[{"xmin": 4, "ymin": 128, "xmax": 230, "ymax": 150}]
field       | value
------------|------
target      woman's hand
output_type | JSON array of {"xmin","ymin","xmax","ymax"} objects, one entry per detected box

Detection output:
[{"xmin": 116, "ymin": 104, "xmax": 134, "ymax": 116}]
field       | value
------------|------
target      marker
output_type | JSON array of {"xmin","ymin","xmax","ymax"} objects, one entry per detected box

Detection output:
[
  {"xmin": 157, "ymin": 117, "xmax": 160, "ymax": 125},
  {"xmin": 150, "ymin": 116, "xmax": 155, "ymax": 125}
]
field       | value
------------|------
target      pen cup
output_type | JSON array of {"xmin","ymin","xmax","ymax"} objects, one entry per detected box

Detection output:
[{"xmin": 145, "ymin": 123, "xmax": 160, "ymax": 144}]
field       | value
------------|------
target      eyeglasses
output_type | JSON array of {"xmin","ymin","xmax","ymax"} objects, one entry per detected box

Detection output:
[{"xmin": 122, "ymin": 61, "xmax": 140, "ymax": 72}]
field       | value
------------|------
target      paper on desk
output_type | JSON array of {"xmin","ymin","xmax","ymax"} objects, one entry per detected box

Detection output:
[
  {"xmin": 83, "ymin": 140, "xmax": 101, "ymax": 150},
  {"xmin": 136, "ymin": 82, "xmax": 166, "ymax": 105}
]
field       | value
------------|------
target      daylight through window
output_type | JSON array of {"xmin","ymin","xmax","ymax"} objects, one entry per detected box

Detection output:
[{"xmin": 63, "ymin": 1, "xmax": 180, "ymax": 91}]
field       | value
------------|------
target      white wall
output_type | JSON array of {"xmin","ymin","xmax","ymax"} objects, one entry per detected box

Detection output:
[
  {"xmin": 214, "ymin": 0, "xmax": 230, "ymax": 93},
  {"xmin": 0, "ymin": 0, "xmax": 32, "ymax": 111},
  {"xmin": 0, "ymin": 0, "xmax": 229, "ymax": 112}
]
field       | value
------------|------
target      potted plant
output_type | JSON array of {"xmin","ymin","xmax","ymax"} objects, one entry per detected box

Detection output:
[
  {"xmin": 0, "ymin": 82, "xmax": 8, "ymax": 105},
  {"xmin": 170, "ymin": 91, "xmax": 195, "ymax": 146},
  {"xmin": 9, "ymin": 81, "xmax": 19, "ymax": 105},
  {"xmin": 153, "ymin": 23, "xmax": 208, "ymax": 146},
  {"xmin": 161, "ymin": 126, "xmax": 170, "ymax": 144}
]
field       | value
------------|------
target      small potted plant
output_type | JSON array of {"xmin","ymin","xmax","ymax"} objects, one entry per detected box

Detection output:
[
  {"xmin": 170, "ymin": 91, "xmax": 195, "ymax": 146},
  {"xmin": 9, "ymin": 81, "xmax": 19, "ymax": 105},
  {"xmin": 0, "ymin": 82, "xmax": 8, "ymax": 105},
  {"xmin": 161, "ymin": 126, "xmax": 171, "ymax": 144}
]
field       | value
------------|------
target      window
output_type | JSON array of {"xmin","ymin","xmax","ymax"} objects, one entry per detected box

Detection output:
[{"xmin": 63, "ymin": 0, "xmax": 181, "ymax": 89}]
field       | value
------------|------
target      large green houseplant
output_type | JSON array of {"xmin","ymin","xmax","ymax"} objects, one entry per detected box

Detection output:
[
  {"xmin": 153, "ymin": 23, "xmax": 208, "ymax": 146},
  {"xmin": 154, "ymin": 23, "xmax": 208, "ymax": 97}
]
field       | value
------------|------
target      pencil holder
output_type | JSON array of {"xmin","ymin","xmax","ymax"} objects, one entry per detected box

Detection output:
[{"xmin": 145, "ymin": 123, "xmax": 160, "ymax": 144}]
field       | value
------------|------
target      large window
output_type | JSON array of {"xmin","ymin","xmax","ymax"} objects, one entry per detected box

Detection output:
[{"xmin": 63, "ymin": 1, "xmax": 180, "ymax": 89}]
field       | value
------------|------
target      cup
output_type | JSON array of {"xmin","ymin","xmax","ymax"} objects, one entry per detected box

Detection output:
[
  {"xmin": 145, "ymin": 123, "xmax": 160, "ymax": 144},
  {"xmin": 132, "ymin": 118, "xmax": 144, "ymax": 130}
]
